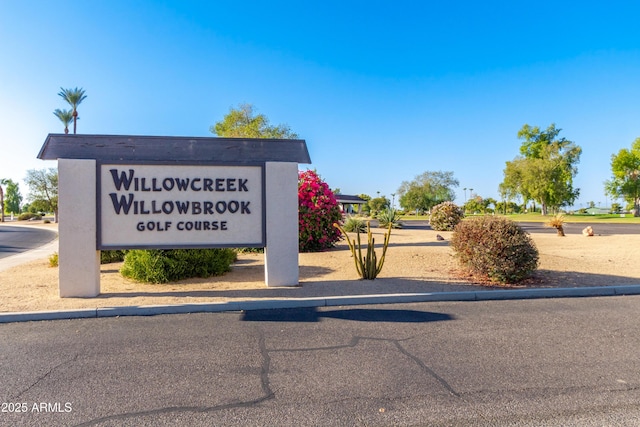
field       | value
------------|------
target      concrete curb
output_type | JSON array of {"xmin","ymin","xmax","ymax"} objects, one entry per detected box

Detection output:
[{"xmin": 2, "ymin": 284, "xmax": 640, "ymax": 324}]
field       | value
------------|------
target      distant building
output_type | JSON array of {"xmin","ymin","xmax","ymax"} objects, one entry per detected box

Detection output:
[
  {"xmin": 585, "ymin": 207, "xmax": 610, "ymax": 215},
  {"xmin": 335, "ymin": 194, "xmax": 367, "ymax": 214}
]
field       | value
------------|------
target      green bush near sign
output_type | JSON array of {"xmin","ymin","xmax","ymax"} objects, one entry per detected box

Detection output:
[
  {"xmin": 120, "ymin": 248, "xmax": 237, "ymax": 284},
  {"xmin": 100, "ymin": 250, "xmax": 127, "ymax": 264}
]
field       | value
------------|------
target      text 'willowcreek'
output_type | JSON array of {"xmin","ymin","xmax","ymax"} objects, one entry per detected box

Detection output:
[{"xmin": 109, "ymin": 169, "xmax": 250, "ymax": 193}]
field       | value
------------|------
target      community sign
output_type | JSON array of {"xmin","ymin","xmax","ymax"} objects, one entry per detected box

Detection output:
[{"xmin": 99, "ymin": 163, "xmax": 264, "ymax": 249}]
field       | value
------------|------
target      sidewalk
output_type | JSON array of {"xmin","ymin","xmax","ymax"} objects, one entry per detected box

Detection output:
[{"xmin": 2, "ymin": 224, "xmax": 640, "ymax": 323}]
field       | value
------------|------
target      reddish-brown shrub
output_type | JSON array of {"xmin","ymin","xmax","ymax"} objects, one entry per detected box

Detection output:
[{"xmin": 450, "ymin": 216, "xmax": 539, "ymax": 284}]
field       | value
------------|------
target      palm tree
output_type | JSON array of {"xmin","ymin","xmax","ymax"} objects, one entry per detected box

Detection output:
[
  {"xmin": 58, "ymin": 87, "xmax": 87, "ymax": 134},
  {"xmin": 53, "ymin": 109, "xmax": 74, "ymax": 134}
]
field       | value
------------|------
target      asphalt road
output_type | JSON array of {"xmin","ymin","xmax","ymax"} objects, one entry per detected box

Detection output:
[
  {"xmin": 2, "ymin": 296, "xmax": 640, "ymax": 426},
  {"xmin": 0, "ymin": 225, "xmax": 57, "ymax": 260}
]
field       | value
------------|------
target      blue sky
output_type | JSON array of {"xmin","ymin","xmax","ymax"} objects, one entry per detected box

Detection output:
[{"xmin": 2, "ymin": 1, "xmax": 639, "ymax": 209}]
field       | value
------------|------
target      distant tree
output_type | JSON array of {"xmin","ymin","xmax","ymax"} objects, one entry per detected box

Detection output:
[
  {"xmin": 53, "ymin": 108, "xmax": 74, "ymax": 134},
  {"xmin": 0, "ymin": 178, "xmax": 7, "ymax": 222},
  {"xmin": 500, "ymin": 124, "xmax": 581, "ymax": 215},
  {"xmin": 58, "ymin": 87, "xmax": 87, "ymax": 134},
  {"xmin": 463, "ymin": 197, "xmax": 482, "ymax": 214},
  {"xmin": 605, "ymin": 137, "xmax": 640, "ymax": 216},
  {"xmin": 398, "ymin": 171, "xmax": 459, "ymax": 213},
  {"xmin": 368, "ymin": 196, "xmax": 390, "ymax": 215},
  {"xmin": 24, "ymin": 169, "xmax": 58, "ymax": 222},
  {"xmin": 3, "ymin": 179, "xmax": 22, "ymax": 215},
  {"xmin": 495, "ymin": 200, "xmax": 521, "ymax": 215},
  {"xmin": 465, "ymin": 196, "xmax": 497, "ymax": 214},
  {"xmin": 211, "ymin": 103, "xmax": 298, "ymax": 139},
  {"xmin": 610, "ymin": 203, "xmax": 622, "ymax": 214}
]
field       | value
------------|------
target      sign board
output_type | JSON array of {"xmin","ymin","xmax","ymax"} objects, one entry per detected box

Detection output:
[{"xmin": 98, "ymin": 163, "xmax": 265, "ymax": 249}]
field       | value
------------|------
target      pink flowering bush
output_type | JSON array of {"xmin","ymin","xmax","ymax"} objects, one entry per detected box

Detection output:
[{"xmin": 298, "ymin": 170, "xmax": 342, "ymax": 252}]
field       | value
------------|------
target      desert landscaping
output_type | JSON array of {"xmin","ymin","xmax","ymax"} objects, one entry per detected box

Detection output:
[{"xmin": 1, "ymin": 222, "xmax": 640, "ymax": 314}]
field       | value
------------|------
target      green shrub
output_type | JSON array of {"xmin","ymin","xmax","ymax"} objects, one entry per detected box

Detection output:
[
  {"xmin": 17, "ymin": 212, "xmax": 42, "ymax": 221},
  {"xmin": 450, "ymin": 216, "xmax": 539, "ymax": 284},
  {"xmin": 100, "ymin": 250, "xmax": 127, "ymax": 264},
  {"xmin": 429, "ymin": 201, "xmax": 464, "ymax": 231},
  {"xmin": 341, "ymin": 215, "xmax": 367, "ymax": 233},
  {"xmin": 121, "ymin": 248, "xmax": 237, "ymax": 284},
  {"xmin": 48, "ymin": 252, "xmax": 58, "ymax": 267},
  {"xmin": 376, "ymin": 208, "xmax": 403, "ymax": 229}
]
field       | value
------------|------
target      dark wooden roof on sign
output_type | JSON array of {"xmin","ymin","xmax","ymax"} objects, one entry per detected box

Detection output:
[{"xmin": 38, "ymin": 134, "xmax": 312, "ymax": 164}]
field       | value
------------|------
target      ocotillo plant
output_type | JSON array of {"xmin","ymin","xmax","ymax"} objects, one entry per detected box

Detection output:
[{"xmin": 334, "ymin": 221, "xmax": 392, "ymax": 279}]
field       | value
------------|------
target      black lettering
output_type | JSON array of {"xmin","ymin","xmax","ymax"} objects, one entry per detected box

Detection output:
[
  {"xmin": 147, "ymin": 221, "xmax": 155, "ymax": 231},
  {"xmin": 190, "ymin": 178, "xmax": 202, "ymax": 191},
  {"xmin": 227, "ymin": 178, "xmax": 236, "ymax": 191},
  {"xmin": 176, "ymin": 201, "xmax": 189, "ymax": 214},
  {"xmin": 221, "ymin": 221, "xmax": 228, "ymax": 230},
  {"xmin": 215, "ymin": 178, "xmax": 225, "ymax": 191},
  {"xmin": 152, "ymin": 178, "xmax": 162, "ymax": 191},
  {"xmin": 136, "ymin": 222, "xmax": 145, "ymax": 231},
  {"xmin": 211, "ymin": 221, "xmax": 219, "ymax": 230},
  {"xmin": 109, "ymin": 193, "xmax": 134, "ymax": 214},
  {"xmin": 151, "ymin": 200, "xmax": 162, "ymax": 214},
  {"xmin": 238, "ymin": 179, "xmax": 248, "ymax": 192},
  {"xmin": 195, "ymin": 221, "xmax": 202, "ymax": 230},
  {"xmin": 215, "ymin": 201, "xmax": 227, "ymax": 214},
  {"xmin": 165, "ymin": 221, "xmax": 172, "ymax": 230},
  {"xmin": 204, "ymin": 201, "xmax": 214, "ymax": 214},
  {"xmin": 141, "ymin": 178, "xmax": 151, "ymax": 191},
  {"xmin": 185, "ymin": 221, "xmax": 193, "ymax": 230},
  {"xmin": 162, "ymin": 201, "xmax": 174, "ymax": 214},
  {"xmin": 109, "ymin": 169, "xmax": 135, "ymax": 191},
  {"xmin": 140, "ymin": 201, "xmax": 150, "ymax": 214},
  {"xmin": 228, "ymin": 200, "xmax": 239, "ymax": 213},
  {"xmin": 177, "ymin": 221, "xmax": 185, "ymax": 230},
  {"xmin": 241, "ymin": 201, "xmax": 251, "ymax": 214},
  {"xmin": 163, "ymin": 178, "xmax": 175, "ymax": 191},
  {"xmin": 176, "ymin": 178, "xmax": 190, "ymax": 191},
  {"xmin": 204, "ymin": 221, "xmax": 211, "ymax": 230},
  {"xmin": 203, "ymin": 178, "xmax": 213, "ymax": 191},
  {"xmin": 192, "ymin": 202, "xmax": 202, "ymax": 214}
]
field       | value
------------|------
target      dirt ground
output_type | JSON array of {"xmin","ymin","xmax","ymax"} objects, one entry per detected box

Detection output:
[{"xmin": 2, "ymin": 224, "xmax": 640, "ymax": 313}]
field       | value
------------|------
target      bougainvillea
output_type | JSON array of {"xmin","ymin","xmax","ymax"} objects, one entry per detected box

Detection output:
[{"xmin": 298, "ymin": 170, "xmax": 342, "ymax": 252}]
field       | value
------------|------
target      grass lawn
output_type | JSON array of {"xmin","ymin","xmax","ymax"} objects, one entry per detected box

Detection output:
[{"xmin": 400, "ymin": 213, "xmax": 640, "ymax": 224}]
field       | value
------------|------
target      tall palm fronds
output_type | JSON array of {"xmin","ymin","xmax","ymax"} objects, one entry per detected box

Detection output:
[
  {"xmin": 53, "ymin": 108, "xmax": 74, "ymax": 134},
  {"xmin": 58, "ymin": 87, "xmax": 87, "ymax": 134}
]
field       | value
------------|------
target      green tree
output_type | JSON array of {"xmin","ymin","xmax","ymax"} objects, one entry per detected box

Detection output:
[
  {"xmin": 58, "ymin": 87, "xmax": 87, "ymax": 134},
  {"xmin": 211, "ymin": 103, "xmax": 298, "ymax": 139},
  {"xmin": 0, "ymin": 178, "xmax": 7, "ymax": 222},
  {"xmin": 397, "ymin": 171, "xmax": 459, "ymax": 213},
  {"xmin": 3, "ymin": 179, "xmax": 22, "ymax": 215},
  {"xmin": 500, "ymin": 124, "xmax": 581, "ymax": 215},
  {"xmin": 368, "ymin": 196, "xmax": 390, "ymax": 215},
  {"xmin": 605, "ymin": 137, "xmax": 640, "ymax": 216},
  {"xmin": 24, "ymin": 169, "xmax": 58, "ymax": 222},
  {"xmin": 53, "ymin": 108, "xmax": 74, "ymax": 134}
]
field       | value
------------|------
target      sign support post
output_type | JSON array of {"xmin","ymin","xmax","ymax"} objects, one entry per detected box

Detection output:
[
  {"xmin": 58, "ymin": 158, "xmax": 100, "ymax": 297},
  {"xmin": 264, "ymin": 162, "xmax": 299, "ymax": 287}
]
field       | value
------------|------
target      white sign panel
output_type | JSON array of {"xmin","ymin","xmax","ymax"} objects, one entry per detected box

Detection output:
[{"xmin": 99, "ymin": 163, "xmax": 264, "ymax": 249}]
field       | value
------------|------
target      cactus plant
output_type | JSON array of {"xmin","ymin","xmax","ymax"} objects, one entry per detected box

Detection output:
[{"xmin": 334, "ymin": 221, "xmax": 392, "ymax": 280}]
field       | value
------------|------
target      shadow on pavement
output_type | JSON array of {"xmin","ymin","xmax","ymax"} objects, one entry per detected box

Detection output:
[{"xmin": 240, "ymin": 307, "xmax": 455, "ymax": 323}]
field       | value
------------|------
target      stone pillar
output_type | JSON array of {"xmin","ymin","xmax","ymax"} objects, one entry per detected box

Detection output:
[
  {"xmin": 264, "ymin": 162, "xmax": 299, "ymax": 287},
  {"xmin": 58, "ymin": 159, "xmax": 100, "ymax": 297}
]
